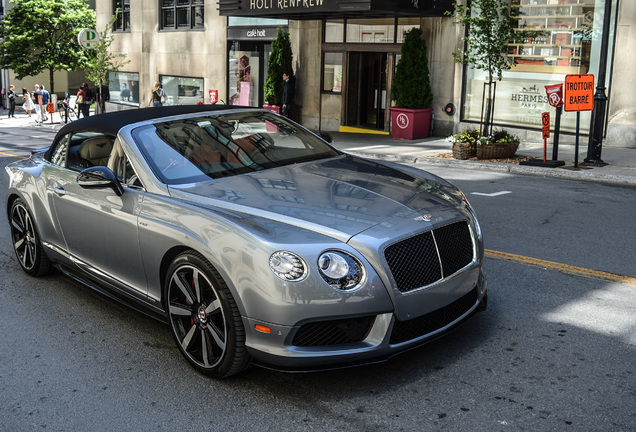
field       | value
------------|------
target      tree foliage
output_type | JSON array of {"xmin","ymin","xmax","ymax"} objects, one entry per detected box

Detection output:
[
  {"xmin": 264, "ymin": 27, "xmax": 294, "ymax": 106},
  {"xmin": 391, "ymin": 27, "xmax": 433, "ymax": 109},
  {"xmin": 83, "ymin": 13, "xmax": 130, "ymax": 88},
  {"xmin": 0, "ymin": 0, "xmax": 95, "ymax": 93},
  {"xmin": 447, "ymin": 0, "xmax": 516, "ymax": 135},
  {"xmin": 447, "ymin": 0, "xmax": 516, "ymax": 83}
]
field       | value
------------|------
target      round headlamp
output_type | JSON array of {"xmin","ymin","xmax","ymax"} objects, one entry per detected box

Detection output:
[
  {"xmin": 317, "ymin": 251, "xmax": 365, "ymax": 291},
  {"xmin": 269, "ymin": 251, "xmax": 308, "ymax": 281}
]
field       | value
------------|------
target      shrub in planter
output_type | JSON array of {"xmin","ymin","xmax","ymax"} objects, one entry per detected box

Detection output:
[
  {"xmin": 390, "ymin": 28, "xmax": 433, "ymax": 140},
  {"xmin": 476, "ymin": 129, "xmax": 520, "ymax": 159},
  {"xmin": 264, "ymin": 26, "xmax": 294, "ymax": 108},
  {"xmin": 447, "ymin": 128, "xmax": 480, "ymax": 159}
]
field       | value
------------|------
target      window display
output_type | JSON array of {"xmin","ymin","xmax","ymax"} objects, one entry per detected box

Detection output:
[
  {"xmin": 108, "ymin": 71, "xmax": 140, "ymax": 105},
  {"xmin": 509, "ymin": 0, "xmax": 593, "ymax": 74},
  {"xmin": 159, "ymin": 75, "xmax": 204, "ymax": 106},
  {"xmin": 462, "ymin": 0, "xmax": 617, "ymax": 134}
]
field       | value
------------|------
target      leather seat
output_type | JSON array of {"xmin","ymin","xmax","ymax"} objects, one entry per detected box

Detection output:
[{"xmin": 78, "ymin": 137, "xmax": 113, "ymax": 167}]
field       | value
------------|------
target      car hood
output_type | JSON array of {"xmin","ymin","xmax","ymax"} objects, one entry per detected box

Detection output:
[{"xmin": 169, "ymin": 155, "xmax": 465, "ymax": 242}]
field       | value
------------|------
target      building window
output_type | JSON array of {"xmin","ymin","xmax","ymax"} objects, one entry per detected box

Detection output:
[
  {"xmin": 322, "ymin": 53, "xmax": 343, "ymax": 93},
  {"xmin": 108, "ymin": 71, "xmax": 140, "ymax": 106},
  {"xmin": 324, "ymin": 20, "xmax": 344, "ymax": 43},
  {"xmin": 346, "ymin": 18, "xmax": 396, "ymax": 43},
  {"xmin": 323, "ymin": 18, "xmax": 420, "ymax": 44},
  {"xmin": 113, "ymin": 0, "xmax": 130, "ymax": 32},
  {"xmin": 159, "ymin": 75, "xmax": 204, "ymax": 105},
  {"xmin": 160, "ymin": 0, "xmax": 204, "ymax": 30},
  {"xmin": 397, "ymin": 18, "xmax": 420, "ymax": 43}
]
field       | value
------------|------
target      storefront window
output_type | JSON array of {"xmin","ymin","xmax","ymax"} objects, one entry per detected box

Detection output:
[
  {"xmin": 463, "ymin": 0, "xmax": 617, "ymax": 134},
  {"xmin": 346, "ymin": 18, "xmax": 396, "ymax": 43},
  {"xmin": 228, "ymin": 50, "xmax": 260, "ymax": 107},
  {"xmin": 323, "ymin": 53, "xmax": 343, "ymax": 93},
  {"xmin": 159, "ymin": 75, "xmax": 204, "ymax": 105},
  {"xmin": 108, "ymin": 71, "xmax": 140, "ymax": 106},
  {"xmin": 325, "ymin": 20, "xmax": 344, "ymax": 43}
]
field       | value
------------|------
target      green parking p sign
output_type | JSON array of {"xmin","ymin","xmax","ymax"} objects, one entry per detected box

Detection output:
[{"xmin": 78, "ymin": 28, "xmax": 100, "ymax": 49}]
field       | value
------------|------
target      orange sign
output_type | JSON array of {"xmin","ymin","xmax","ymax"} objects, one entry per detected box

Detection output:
[
  {"xmin": 542, "ymin": 112, "xmax": 550, "ymax": 139},
  {"xmin": 564, "ymin": 74, "xmax": 594, "ymax": 112}
]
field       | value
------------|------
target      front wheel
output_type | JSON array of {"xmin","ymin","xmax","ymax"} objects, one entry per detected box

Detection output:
[
  {"xmin": 9, "ymin": 198, "xmax": 52, "ymax": 276},
  {"xmin": 165, "ymin": 251, "xmax": 250, "ymax": 378}
]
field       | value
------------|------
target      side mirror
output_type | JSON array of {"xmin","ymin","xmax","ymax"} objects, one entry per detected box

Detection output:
[{"xmin": 77, "ymin": 166, "xmax": 124, "ymax": 197}]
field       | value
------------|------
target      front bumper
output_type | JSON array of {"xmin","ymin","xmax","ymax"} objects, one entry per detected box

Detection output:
[{"xmin": 244, "ymin": 269, "xmax": 487, "ymax": 372}]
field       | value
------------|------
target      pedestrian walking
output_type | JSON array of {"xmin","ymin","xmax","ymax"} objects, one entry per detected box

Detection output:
[
  {"xmin": 76, "ymin": 84, "xmax": 88, "ymax": 119},
  {"xmin": 22, "ymin": 88, "xmax": 34, "ymax": 117},
  {"xmin": 33, "ymin": 84, "xmax": 43, "ymax": 124},
  {"xmin": 148, "ymin": 81, "xmax": 164, "ymax": 107},
  {"xmin": 7, "ymin": 85, "xmax": 16, "ymax": 118},
  {"xmin": 40, "ymin": 84, "xmax": 50, "ymax": 121},
  {"xmin": 98, "ymin": 84, "xmax": 110, "ymax": 113},
  {"xmin": 282, "ymin": 72, "xmax": 295, "ymax": 119}
]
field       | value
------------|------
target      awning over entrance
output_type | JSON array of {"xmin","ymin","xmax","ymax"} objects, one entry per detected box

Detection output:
[{"xmin": 217, "ymin": 0, "xmax": 454, "ymax": 19}]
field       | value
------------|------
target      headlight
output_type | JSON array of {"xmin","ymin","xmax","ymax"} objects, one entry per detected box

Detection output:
[
  {"xmin": 318, "ymin": 251, "xmax": 366, "ymax": 291},
  {"xmin": 269, "ymin": 251, "xmax": 308, "ymax": 281},
  {"xmin": 462, "ymin": 194, "xmax": 482, "ymax": 240}
]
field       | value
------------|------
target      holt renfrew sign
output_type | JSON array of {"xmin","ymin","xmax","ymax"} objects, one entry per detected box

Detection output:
[{"xmin": 218, "ymin": 0, "xmax": 453, "ymax": 18}]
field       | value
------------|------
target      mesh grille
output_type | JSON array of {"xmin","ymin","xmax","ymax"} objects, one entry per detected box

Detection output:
[
  {"xmin": 292, "ymin": 316, "xmax": 375, "ymax": 347},
  {"xmin": 384, "ymin": 221, "xmax": 474, "ymax": 293},
  {"xmin": 390, "ymin": 288, "xmax": 478, "ymax": 344}
]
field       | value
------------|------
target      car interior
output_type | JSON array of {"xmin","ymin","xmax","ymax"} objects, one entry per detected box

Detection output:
[{"xmin": 56, "ymin": 131, "xmax": 141, "ymax": 187}]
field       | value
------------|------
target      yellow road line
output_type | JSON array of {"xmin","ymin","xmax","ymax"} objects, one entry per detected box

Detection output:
[
  {"xmin": 0, "ymin": 151, "xmax": 26, "ymax": 159},
  {"xmin": 486, "ymin": 249, "xmax": 636, "ymax": 287}
]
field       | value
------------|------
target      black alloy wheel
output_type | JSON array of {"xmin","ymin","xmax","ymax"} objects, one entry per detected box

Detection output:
[
  {"xmin": 9, "ymin": 198, "xmax": 52, "ymax": 276},
  {"xmin": 165, "ymin": 251, "xmax": 250, "ymax": 378}
]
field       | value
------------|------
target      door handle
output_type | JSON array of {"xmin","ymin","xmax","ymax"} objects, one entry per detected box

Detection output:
[{"xmin": 51, "ymin": 187, "xmax": 66, "ymax": 196}]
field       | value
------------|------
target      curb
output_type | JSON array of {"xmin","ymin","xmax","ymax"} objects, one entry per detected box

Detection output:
[{"xmin": 345, "ymin": 151, "xmax": 636, "ymax": 187}]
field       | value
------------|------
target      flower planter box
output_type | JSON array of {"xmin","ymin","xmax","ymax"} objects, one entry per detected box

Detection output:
[
  {"xmin": 476, "ymin": 142, "xmax": 520, "ymax": 159},
  {"xmin": 452, "ymin": 142, "xmax": 476, "ymax": 160},
  {"xmin": 389, "ymin": 107, "xmax": 433, "ymax": 140}
]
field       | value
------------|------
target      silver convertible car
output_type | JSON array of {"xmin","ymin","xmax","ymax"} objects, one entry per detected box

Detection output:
[{"xmin": 6, "ymin": 105, "xmax": 487, "ymax": 377}]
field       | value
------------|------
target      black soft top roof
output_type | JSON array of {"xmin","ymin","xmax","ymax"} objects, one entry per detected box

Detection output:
[{"xmin": 55, "ymin": 104, "xmax": 255, "ymax": 139}]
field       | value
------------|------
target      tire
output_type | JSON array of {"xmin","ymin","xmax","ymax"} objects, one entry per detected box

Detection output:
[
  {"xmin": 9, "ymin": 198, "xmax": 52, "ymax": 277},
  {"xmin": 165, "ymin": 251, "xmax": 250, "ymax": 378}
]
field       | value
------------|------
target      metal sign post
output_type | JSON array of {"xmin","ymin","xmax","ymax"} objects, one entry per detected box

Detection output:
[{"xmin": 541, "ymin": 112, "xmax": 550, "ymax": 162}]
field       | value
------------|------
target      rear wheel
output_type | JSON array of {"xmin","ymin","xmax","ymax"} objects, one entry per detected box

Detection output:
[
  {"xmin": 9, "ymin": 198, "xmax": 52, "ymax": 276},
  {"xmin": 165, "ymin": 251, "xmax": 250, "ymax": 378}
]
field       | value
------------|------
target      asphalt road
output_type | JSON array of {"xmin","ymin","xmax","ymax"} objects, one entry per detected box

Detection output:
[{"xmin": 0, "ymin": 127, "xmax": 634, "ymax": 431}]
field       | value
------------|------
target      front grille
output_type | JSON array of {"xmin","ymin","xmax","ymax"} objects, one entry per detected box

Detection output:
[
  {"xmin": 384, "ymin": 221, "xmax": 474, "ymax": 293},
  {"xmin": 390, "ymin": 288, "xmax": 478, "ymax": 344},
  {"xmin": 292, "ymin": 316, "xmax": 376, "ymax": 347}
]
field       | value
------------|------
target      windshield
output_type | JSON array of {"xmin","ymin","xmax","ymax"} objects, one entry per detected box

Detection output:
[{"xmin": 132, "ymin": 111, "xmax": 340, "ymax": 184}]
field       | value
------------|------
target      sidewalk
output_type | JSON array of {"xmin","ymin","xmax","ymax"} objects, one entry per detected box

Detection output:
[
  {"xmin": 328, "ymin": 132, "xmax": 636, "ymax": 186},
  {"xmin": 2, "ymin": 106, "xmax": 635, "ymax": 186}
]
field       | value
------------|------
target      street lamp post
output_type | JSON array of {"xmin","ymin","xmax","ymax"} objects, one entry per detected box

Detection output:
[{"xmin": 584, "ymin": 0, "xmax": 614, "ymax": 166}]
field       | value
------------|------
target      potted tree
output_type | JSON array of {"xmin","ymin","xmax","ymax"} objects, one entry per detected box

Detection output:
[
  {"xmin": 447, "ymin": 0, "xmax": 516, "ymax": 137},
  {"xmin": 390, "ymin": 27, "xmax": 434, "ymax": 140},
  {"xmin": 263, "ymin": 26, "xmax": 294, "ymax": 115}
]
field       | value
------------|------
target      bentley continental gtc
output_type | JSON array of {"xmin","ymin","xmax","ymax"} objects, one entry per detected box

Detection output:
[{"xmin": 5, "ymin": 105, "xmax": 487, "ymax": 377}]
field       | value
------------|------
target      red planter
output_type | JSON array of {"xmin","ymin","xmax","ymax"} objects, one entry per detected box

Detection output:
[
  {"xmin": 263, "ymin": 104, "xmax": 281, "ymax": 114},
  {"xmin": 389, "ymin": 107, "xmax": 433, "ymax": 140}
]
